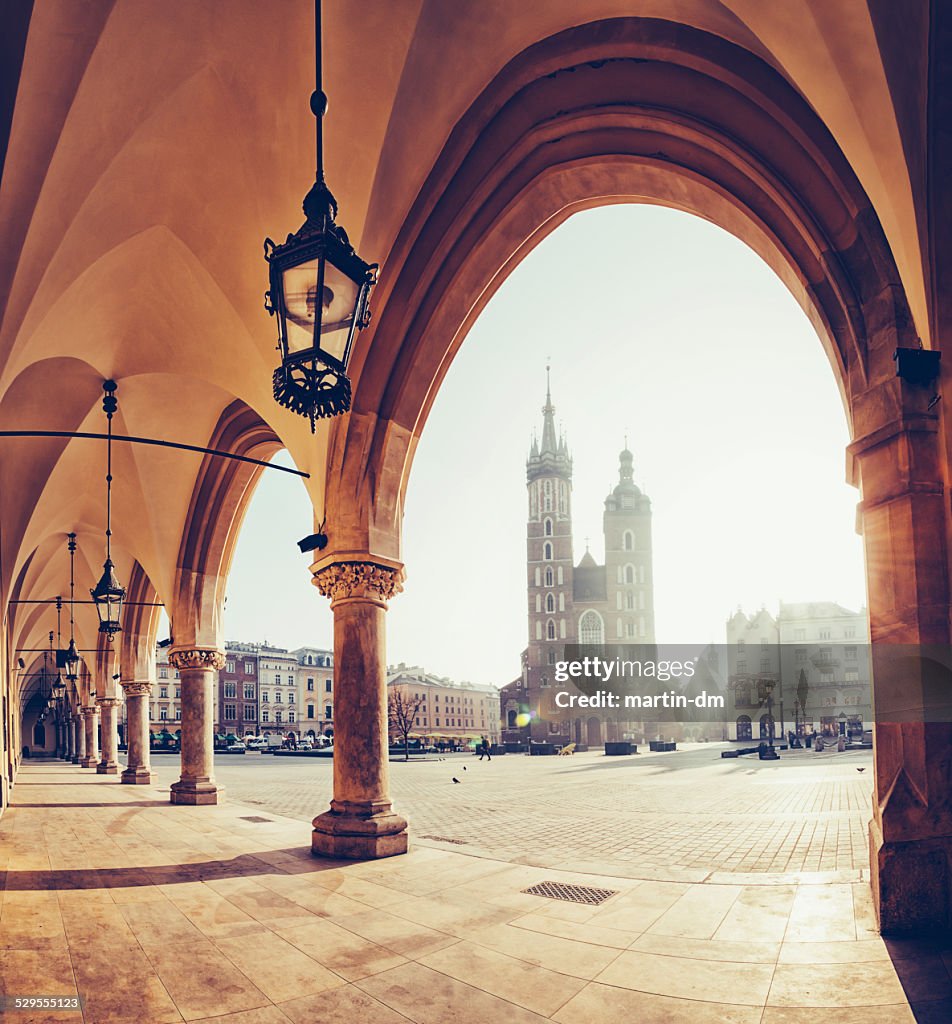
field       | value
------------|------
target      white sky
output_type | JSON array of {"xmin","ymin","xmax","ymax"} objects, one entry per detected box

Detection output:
[{"xmin": 223, "ymin": 206, "xmax": 867, "ymax": 686}]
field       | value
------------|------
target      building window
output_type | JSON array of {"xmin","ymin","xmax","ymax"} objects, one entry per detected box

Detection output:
[
  {"xmin": 175, "ymin": 709, "xmax": 181, "ymax": 721},
  {"xmin": 307, "ymin": 705, "xmax": 314, "ymax": 719},
  {"xmin": 325, "ymin": 705, "xmax": 333, "ymax": 719},
  {"xmin": 546, "ymin": 593, "xmax": 555, "ymax": 613},
  {"xmin": 275, "ymin": 711, "xmax": 283, "ymax": 724},
  {"xmin": 625, "ymin": 591, "xmax": 634, "ymax": 610},
  {"xmin": 544, "ymin": 567, "xmax": 553, "ymax": 587},
  {"xmin": 544, "ymin": 542, "xmax": 552, "ymax": 560},
  {"xmin": 160, "ymin": 708, "xmax": 168, "ymax": 721},
  {"xmin": 626, "ymin": 621, "xmax": 635, "ymax": 638},
  {"xmin": 262, "ymin": 710, "xmax": 269, "ymax": 723},
  {"xmin": 289, "ymin": 711, "xmax": 295, "ymax": 723},
  {"xmin": 307, "ymin": 678, "xmax": 314, "ymax": 691},
  {"xmin": 244, "ymin": 684, "xmax": 255, "ymax": 700},
  {"xmin": 224, "ymin": 682, "xmax": 237, "ymax": 698},
  {"xmin": 547, "ymin": 649, "xmax": 556, "ymax": 664},
  {"xmin": 274, "ymin": 673, "xmax": 281, "ymax": 684},
  {"xmin": 159, "ymin": 667, "xmax": 168, "ymax": 679},
  {"xmin": 224, "ymin": 704, "xmax": 236, "ymax": 720},
  {"xmin": 795, "ymin": 628, "xmax": 806, "ymax": 640},
  {"xmin": 623, "ymin": 530, "xmax": 633, "ymax": 551},
  {"xmin": 244, "ymin": 661, "xmax": 254, "ymax": 674},
  {"xmin": 243, "ymin": 706, "xmax": 255, "ymax": 721},
  {"xmin": 540, "ymin": 675, "xmax": 549, "ymax": 687},
  {"xmin": 579, "ymin": 610, "xmax": 604, "ymax": 645},
  {"xmin": 226, "ymin": 660, "xmax": 235, "ymax": 673},
  {"xmin": 325, "ymin": 680, "xmax": 332, "ymax": 692},
  {"xmin": 544, "ymin": 518, "xmax": 552, "ymax": 536},
  {"xmin": 288, "ymin": 692, "xmax": 295, "ymax": 703},
  {"xmin": 261, "ymin": 692, "xmax": 269, "ymax": 703},
  {"xmin": 546, "ymin": 619, "xmax": 556, "ymax": 640},
  {"xmin": 624, "ymin": 565, "xmax": 634, "ymax": 584},
  {"xmin": 819, "ymin": 629, "xmax": 831, "ymax": 640},
  {"xmin": 159, "ymin": 687, "xmax": 168, "ymax": 699},
  {"xmin": 274, "ymin": 692, "xmax": 281, "ymax": 702},
  {"xmin": 175, "ymin": 687, "xmax": 181, "ymax": 699}
]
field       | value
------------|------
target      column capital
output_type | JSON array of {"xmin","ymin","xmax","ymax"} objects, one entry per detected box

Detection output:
[
  {"xmin": 96, "ymin": 696, "xmax": 121, "ymax": 709},
  {"xmin": 80, "ymin": 705, "xmax": 99, "ymax": 718},
  {"xmin": 120, "ymin": 680, "xmax": 152, "ymax": 698},
  {"xmin": 311, "ymin": 558, "xmax": 405, "ymax": 605},
  {"xmin": 169, "ymin": 647, "xmax": 226, "ymax": 671}
]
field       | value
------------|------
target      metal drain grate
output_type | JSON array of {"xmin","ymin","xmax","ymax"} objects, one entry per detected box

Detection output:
[
  {"xmin": 522, "ymin": 880, "xmax": 618, "ymax": 906},
  {"xmin": 239, "ymin": 815, "xmax": 273, "ymax": 823},
  {"xmin": 420, "ymin": 834, "xmax": 468, "ymax": 845}
]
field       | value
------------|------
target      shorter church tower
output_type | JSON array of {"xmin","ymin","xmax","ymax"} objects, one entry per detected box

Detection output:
[{"xmin": 604, "ymin": 445, "xmax": 655, "ymax": 642}]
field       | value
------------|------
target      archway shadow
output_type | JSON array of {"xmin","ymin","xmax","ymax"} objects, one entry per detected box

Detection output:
[
  {"xmin": 885, "ymin": 939, "xmax": 952, "ymax": 1021},
  {"xmin": 0, "ymin": 850, "xmax": 351, "ymax": 891}
]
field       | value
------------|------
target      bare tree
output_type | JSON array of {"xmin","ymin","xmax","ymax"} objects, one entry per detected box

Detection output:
[{"xmin": 388, "ymin": 688, "xmax": 426, "ymax": 760}]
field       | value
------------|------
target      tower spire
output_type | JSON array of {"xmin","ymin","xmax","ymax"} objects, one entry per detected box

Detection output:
[{"xmin": 540, "ymin": 363, "xmax": 558, "ymax": 455}]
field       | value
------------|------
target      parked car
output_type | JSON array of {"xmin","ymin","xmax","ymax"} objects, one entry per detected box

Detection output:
[
  {"xmin": 225, "ymin": 743, "xmax": 246, "ymax": 753},
  {"xmin": 245, "ymin": 737, "xmax": 267, "ymax": 750}
]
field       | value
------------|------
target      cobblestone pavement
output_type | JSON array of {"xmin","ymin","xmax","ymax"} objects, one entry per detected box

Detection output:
[{"xmin": 147, "ymin": 743, "xmax": 875, "ymax": 877}]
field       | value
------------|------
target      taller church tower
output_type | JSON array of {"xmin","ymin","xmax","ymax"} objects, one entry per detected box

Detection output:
[{"xmin": 526, "ymin": 371, "xmax": 573, "ymax": 709}]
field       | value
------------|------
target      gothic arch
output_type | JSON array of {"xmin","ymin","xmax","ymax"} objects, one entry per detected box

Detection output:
[
  {"xmin": 170, "ymin": 401, "xmax": 283, "ymax": 648},
  {"xmin": 324, "ymin": 16, "xmax": 918, "ymax": 559}
]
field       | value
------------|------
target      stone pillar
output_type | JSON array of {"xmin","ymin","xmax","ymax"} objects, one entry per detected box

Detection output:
[
  {"xmin": 169, "ymin": 649, "xmax": 224, "ymax": 805},
  {"xmin": 849, "ymin": 382, "xmax": 952, "ymax": 934},
  {"xmin": 121, "ymin": 682, "xmax": 152, "ymax": 784},
  {"xmin": 96, "ymin": 697, "xmax": 120, "ymax": 774},
  {"xmin": 79, "ymin": 705, "xmax": 99, "ymax": 768},
  {"xmin": 72, "ymin": 714, "xmax": 84, "ymax": 764},
  {"xmin": 311, "ymin": 559, "xmax": 408, "ymax": 859}
]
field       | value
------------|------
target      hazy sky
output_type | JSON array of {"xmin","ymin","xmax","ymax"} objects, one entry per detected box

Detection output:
[{"xmin": 224, "ymin": 206, "xmax": 867, "ymax": 685}]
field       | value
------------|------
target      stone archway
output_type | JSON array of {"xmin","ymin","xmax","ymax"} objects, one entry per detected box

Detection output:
[{"xmin": 322, "ymin": 17, "xmax": 950, "ymax": 932}]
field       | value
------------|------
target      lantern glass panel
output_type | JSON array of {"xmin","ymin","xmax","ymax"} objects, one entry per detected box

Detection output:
[
  {"xmin": 318, "ymin": 262, "xmax": 359, "ymax": 364},
  {"xmin": 282, "ymin": 258, "xmax": 322, "ymax": 356}
]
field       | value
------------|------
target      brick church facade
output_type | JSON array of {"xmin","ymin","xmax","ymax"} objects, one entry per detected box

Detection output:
[{"xmin": 500, "ymin": 375, "xmax": 656, "ymax": 747}]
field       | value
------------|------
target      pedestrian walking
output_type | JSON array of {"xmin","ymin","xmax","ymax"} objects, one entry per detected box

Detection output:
[{"xmin": 478, "ymin": 737, "xmax": 492, "ymax": 761}]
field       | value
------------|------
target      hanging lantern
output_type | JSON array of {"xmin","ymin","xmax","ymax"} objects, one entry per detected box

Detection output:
[
  {"xmin": 90, "ymin": 382, "xmax": 125, "ymax": 638},
  {"xmin": 263, "ymin": 0, "xmax": 377, "ymax": 429}
]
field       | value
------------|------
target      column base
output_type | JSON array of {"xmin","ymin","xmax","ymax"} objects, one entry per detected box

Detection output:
[
  {"xmin": 122, "ymin": 767, "xmax": 152, "ymax": 785},
  {"xmin": 311, "ymin": 801, "xmax": 408, "ymax": 860},
  {"xmin": 79, "ymin": 756, "xmax": 97, "ymax": 768},
  {"xmin": 70, "ymin": 756, "xmax": 81, "ymax": 765},
  {"xmin": 170, "ymin": 779, "xmax": 222, "ymax": 805},
  {"xmin": 96, "ymin": 763, "xmax": 119, "ymax": 775},
  {"xmin": 870, "ymin": 817, "xmax": 952, "ymax": 934}
]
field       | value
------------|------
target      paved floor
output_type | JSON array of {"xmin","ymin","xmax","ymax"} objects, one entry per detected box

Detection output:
[
  {"xmin": 1, "ymin": 758, "xmax": 947, "ymax": 1023},
  {"xmin": 179, "ymin": 743, "xmax": 875, "ymax": 879}
]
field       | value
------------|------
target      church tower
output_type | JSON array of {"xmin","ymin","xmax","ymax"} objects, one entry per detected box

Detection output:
[
  {"xmin": 526, "ymin": 371, "xmax": 573, "ymax": 718},
  {"xmin": 603, "ymin": 445, "xmax": 655, "ymax": 642}
]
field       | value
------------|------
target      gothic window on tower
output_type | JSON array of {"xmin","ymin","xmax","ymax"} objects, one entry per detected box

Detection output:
[
  {"xmin": 548, "ymin": 649, "xmax": 556, "ymax": 665},
  {"xmin": 545, "ymin": 567, "xmax": 554, "ymax": 587},
  {"xmin": 559, "ymin": 482, "xmax": 566, "ymax": 514},
  {"xmin": 535, "ymin": 567, "xmax": 541, "ymax": 586},
  {"xmin": 544, "ymin": 518, "xmax": 552, "ymax": 536},
  {"xmin": 579, "ymin": 610, "xmax": 604, "ymax": 645},
  {"xmin": 558, "ymin": 593, "xmax": 565, "ymax": 611},
  {"xmin": 535, "ymin": 595, "xmax": 541, "ymax": 613},
  {"xmin": 623, "ymin": 530, "xmax": 634, "ymax": 551},
  {"xmin": 626, "ymin": 621, "xmax": 635, "ymax": 638},
  {"xmin": 544, "ymin": 541, "xmax": 552, "ymax": 560},
  {"xmin": 544, "ymin": 479, "xmax": 552, "ymax": 512},
  {"xmin": 625, "ymin": 591, "xmax": 635, "ymax": 610},
  {"xmin": 557, "ymin": 566, "xmax": 564, "ymax": 585},
  {"xmin": 624, "ymin": 565, "xmax": 635, "ymax": 584},
  {"xmin": 546, "ymin": 593, "xmax": 555, "ymax": 613},
  {"xmin": 546, "ymin": 619, "xmax": 556, "ymax": 640}
]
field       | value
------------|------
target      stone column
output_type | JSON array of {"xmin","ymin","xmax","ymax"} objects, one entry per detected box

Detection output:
[
  {"xmin": 63, "ymin": 717, "xmax": 72, "ymax": 760},
  {"xmin": 311, "ymin": 560, "xmax": 407, "ymax": 858},
  {"xmin": 96, "ymin": 697, "xmax": 120, "ymax": 774},
  {"xmin": 121, "ymin": 681, "xmax": 152, "ymax": 784},
  {"xmin": 169, "ymin": 648, "xmax": 224, "ymax": 805},
  {"xmin": 849, "ymin": 380, "xmax": 952, "ymax": 933},
  {"xmin": 79, "ymin": 705, "xmax": 99, "ymax": 768},
  {"xmin": 72, "ymin": 714, "xmax": 84, "ymax": 764}
]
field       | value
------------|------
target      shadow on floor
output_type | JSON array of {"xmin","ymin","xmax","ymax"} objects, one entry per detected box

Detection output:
[
  {"xmin": 885, "ymin": 938, "xmax": 952, "ymax": 1022},
  {"xmin": 0, "ymin": 849, "xmax": 351, "ymax": 890},
  {"xmin": 11, "ymin": 801, "xmax": 166, "ymax": 808}
]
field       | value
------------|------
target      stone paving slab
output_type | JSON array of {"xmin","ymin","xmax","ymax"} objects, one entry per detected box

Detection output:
[{"xmin": 0, "ymin": 759, "xmax": 931, "ymax": 1024}]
